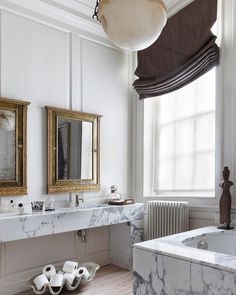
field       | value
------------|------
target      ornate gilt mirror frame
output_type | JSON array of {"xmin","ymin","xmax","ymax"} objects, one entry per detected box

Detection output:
[
  {"xmin": 0, "ymin": 97, "xmax": 30, "ymax": 196},
  {"xmin": 46, "ymin": 106, "xmax": 102, "ymax": 194}
]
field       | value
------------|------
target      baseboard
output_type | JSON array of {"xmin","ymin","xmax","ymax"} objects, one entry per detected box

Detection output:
[{"xmin": 0, "ymin": 280, "xmax": 30, "ymax": 295}]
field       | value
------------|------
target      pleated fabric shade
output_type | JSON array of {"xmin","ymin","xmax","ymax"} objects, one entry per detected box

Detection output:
[{"xmin": 133, "ymin": 0, "xmax": 219, "ymax": 99}]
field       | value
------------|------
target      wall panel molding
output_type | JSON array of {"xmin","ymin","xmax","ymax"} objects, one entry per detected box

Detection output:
[
  {"xmin": 0, "ymin": 0, "xmax": 130, "ymax": 295},
  {"xmin": 0, "ymin": 2, "xmax": 131, "ymax": 294},
  {"xmin": 40, "ymin": 0, "xmax": 95, "ymax": 18},
  {"xmin": 0, "ymin": 0, "xmax": 106, "ymax": 38}
]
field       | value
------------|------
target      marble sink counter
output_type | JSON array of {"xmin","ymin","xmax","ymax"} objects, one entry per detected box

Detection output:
[
  {"xmin": 0, "ymin": 203, "xmax": 144, "ymax": 242},
  {"xmin": 134, "ymin": 226, "xmax": 236, "ymax": 273}
]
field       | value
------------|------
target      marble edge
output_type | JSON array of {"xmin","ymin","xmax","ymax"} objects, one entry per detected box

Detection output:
[
  {"xmin": 134, "ymin": 226, "xmax": 236, "ymax": 273},
  {"xmin": 0, "ymin": 203, "xmax": 144, "ymax": 221}
]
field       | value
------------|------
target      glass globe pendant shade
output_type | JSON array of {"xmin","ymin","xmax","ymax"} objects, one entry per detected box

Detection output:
[{"xmin": 97, "ymin": 0, "xmax": 167, "ymax": 51}]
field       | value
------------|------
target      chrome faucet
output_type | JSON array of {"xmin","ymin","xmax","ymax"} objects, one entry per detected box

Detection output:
[
  {"xmin": 75, "ymin": 194, "xmax": 84, "ymax": 207},
  {"xmin": 68, "ymin": 194, "xmax": 84, "ymax": 207}
]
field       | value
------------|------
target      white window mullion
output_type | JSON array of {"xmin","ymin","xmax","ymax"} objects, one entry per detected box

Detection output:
[
  {"xmin": 173, "ymin": 93, "xmax": 177, "ymax": 191},
  {"xmin": 154, "ymin": 101, "xmax": 160, "ymax": 192},
  {"xmin": 192, "ymin": 80, "xmax": 198, "ymax": 190}
]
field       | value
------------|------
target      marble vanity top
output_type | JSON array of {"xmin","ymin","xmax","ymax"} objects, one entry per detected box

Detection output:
[
  {"xmin": 0, "ymin": 203, "xmax": 144, "ymax": 243},
  {"xmin": 134, "ymin": 226, "xmax": 236, "ymax": 272}
]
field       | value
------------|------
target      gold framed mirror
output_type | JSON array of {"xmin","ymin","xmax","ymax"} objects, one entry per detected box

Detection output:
[
  {"xmin": 0, "ymin": 97, "xmax": 30, "ymax": 196},
  {"xmin": 46, "ymin": 106, "xmax": 102, "ymax": 194}
]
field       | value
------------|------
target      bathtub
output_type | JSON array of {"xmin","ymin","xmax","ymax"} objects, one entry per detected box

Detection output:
[
  {"xmin": 133, "ymin": 226, "xmax": 236, "ymax": 295},
  {"xmin": 183, "ymin": 230, "xmax": 236, "ymax": 256}
]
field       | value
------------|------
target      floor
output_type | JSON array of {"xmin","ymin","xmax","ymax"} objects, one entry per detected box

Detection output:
[{"xmin": 18, "ymin": 265, "xmax": 133, "ymax": 295}]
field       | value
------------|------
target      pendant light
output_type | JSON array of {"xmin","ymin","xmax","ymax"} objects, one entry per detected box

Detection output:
[{"xmin": 93, "ymin": 0, "xmax": 167, "ymax": 51}]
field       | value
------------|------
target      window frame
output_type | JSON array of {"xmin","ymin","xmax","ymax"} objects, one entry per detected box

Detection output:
[
  {"xmin": 153, "ymin": 75, "xmax": 216, "ymax": 196},
  {"xmin": 142, "ymin": 67, "xmax": 220, "ymax": 199}
]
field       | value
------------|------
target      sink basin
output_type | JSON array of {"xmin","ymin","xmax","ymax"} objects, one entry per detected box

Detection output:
[{"xmin": 57, "ymin": 204, "xmax": 110, "ymax": 212}]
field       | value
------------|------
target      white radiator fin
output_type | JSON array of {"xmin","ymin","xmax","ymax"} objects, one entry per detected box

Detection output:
[{"xmin": 148, "ymin": 201, "xmax": 189, "ymax": 239}]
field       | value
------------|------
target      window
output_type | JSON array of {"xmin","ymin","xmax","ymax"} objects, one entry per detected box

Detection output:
[{"xmin": 144, "ymin": 69, "xmax": 216, "ymax": 197}]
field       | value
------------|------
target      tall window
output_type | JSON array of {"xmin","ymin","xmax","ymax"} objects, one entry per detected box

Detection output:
[{"xmin": 144, "ymin": 69, "xmax": 216, "ymax": 197}]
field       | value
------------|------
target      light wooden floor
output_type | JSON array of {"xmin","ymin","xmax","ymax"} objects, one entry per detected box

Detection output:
[{"xmin": 18, "ymin": 265, "xmax": 133, "ymax": 295}]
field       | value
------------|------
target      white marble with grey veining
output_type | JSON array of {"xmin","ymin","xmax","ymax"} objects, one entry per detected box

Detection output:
[
  {"xmin": 0, "ymin": 203, "xmax": 144, "ymax": 243},
  {"xmin": 134, "ymin": 226, "xmax": 236, "ymax": 273},
  {"xmin": 134, "ymin": 247, "xmax": 236, "ymax": 295},
  {"xmin": 110, "ymin": 219, "xmax": 144, "ymax": 270},
  {"xmin": 133, "ymin": 226, "xmax": 236, "ymax": 295}
]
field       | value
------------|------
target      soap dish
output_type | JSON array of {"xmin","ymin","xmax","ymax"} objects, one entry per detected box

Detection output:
[
  {"xmin": 29, "ymin": 262, "xmax": 100, "ymax": 295},
  {"xmin": 108, "ymin": 198, "xmax": 135, "ymax": 205}
]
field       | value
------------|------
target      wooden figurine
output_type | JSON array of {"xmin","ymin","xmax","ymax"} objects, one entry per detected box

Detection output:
[{"xmin": 218, "ymin": 167, "xmax": 234, "ymax": 230}]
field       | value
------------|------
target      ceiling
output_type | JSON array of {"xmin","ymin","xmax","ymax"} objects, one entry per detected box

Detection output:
[
  {"xmin": 74, "ymin": 0, "xmax": 194, "ymax": 17},
  {"xmin": 76, "ymin": 0, "xmax": 185, "ymax": 9},
  {"xmin": 164, "ymin": 0, "xmax": 194, "ymax": 17},
  {"xmin": 43, "ymin": 0, "xmax": 195, "ymax": 19}
]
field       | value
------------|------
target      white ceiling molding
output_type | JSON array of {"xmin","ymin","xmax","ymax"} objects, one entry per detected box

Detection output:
[
  {"xmin": 40, "ymin": 0, "xmax": 95, "ymax": 19},
  {"xmin": 165, "ymin": 0, "xmax": 195, "ymax": 18},
  {"xmin": 0, "ymin": 0, "xmax": 106, "ymax": 38},
  {"xmin": 39, "ymin": 0, "xmax": 195, "ymax": 19},
  {"xmin": 0, "ymin": 0, "xmax": 195, "ymax": 40}
]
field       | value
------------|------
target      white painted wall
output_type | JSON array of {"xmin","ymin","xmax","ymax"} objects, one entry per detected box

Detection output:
[{"xmin": 0, "ymin": 1, "xmax": 131, "ymax": 294}]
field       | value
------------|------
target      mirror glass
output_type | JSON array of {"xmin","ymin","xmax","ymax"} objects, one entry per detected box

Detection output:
[
  {"xmin": 0, "ymin": 109, "xmax": 16, "ymax": 181},
  {"xmin": 57, "ymin": 117, "xmax": 93, "ymax": 181}
]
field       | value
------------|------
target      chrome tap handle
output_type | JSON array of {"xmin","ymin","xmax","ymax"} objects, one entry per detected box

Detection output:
[{"xmin": 75, "ymin": 194, "xmax": 84, "ymax": 206}]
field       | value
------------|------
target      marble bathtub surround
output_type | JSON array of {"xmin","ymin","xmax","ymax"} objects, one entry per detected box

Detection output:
[
  {"xmin": 134, "ymin": 226, "xmax": 236, "ymax": 295},
  {"xmin": 135, "ymin": 226, "xmax": 236, "ymax": 272},
  {"xmin": 134, "ymin": 248, "xmax": 236, "ymax": 295}
]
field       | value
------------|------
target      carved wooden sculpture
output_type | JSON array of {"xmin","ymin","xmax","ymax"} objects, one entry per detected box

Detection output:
[{"xmin": 218, "ymin": 167, "xmax": 234, "ymax": 230}]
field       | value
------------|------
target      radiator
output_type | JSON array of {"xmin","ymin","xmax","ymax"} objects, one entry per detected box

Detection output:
[{"xmin": 148, "ymin": 201, "xmax": 189, "ymax": 239}]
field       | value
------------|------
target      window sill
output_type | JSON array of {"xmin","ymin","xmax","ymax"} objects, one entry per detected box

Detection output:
[{"xmin": 143, "ymin": 194, "xmax": 216, "ymax": 199}]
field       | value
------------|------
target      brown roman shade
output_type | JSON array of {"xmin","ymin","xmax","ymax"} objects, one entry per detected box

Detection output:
[{"xmin": 133, "ymin": 0, "xmax": 219, "ymax": 99}]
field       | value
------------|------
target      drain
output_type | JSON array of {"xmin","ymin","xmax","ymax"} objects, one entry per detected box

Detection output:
[{"xmin": 197, "ymin": 240, "xmax": 208, "ymax": 250}]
